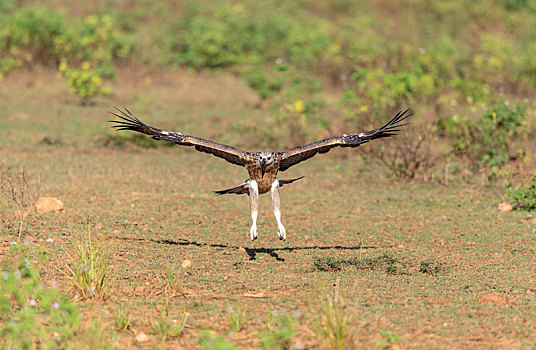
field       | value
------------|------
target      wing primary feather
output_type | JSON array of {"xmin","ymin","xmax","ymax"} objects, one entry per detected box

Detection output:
[
  {"xmin": 109, "ymin": 107, "xmax": 249, "ymax": 167},
  {"xmin": 278, "ymin": 109, "xmax": 412, "ymax": 171}
]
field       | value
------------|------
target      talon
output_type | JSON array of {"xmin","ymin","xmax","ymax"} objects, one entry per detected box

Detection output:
[
  {"xmin": 278, "ymin": 225, "xmax": 286, "ymax": 241},
  {"xmin": 250, "ymin": 226, "xmax": 258, "ymax": 241}
]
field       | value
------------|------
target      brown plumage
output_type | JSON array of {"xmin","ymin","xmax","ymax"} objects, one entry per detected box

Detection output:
[{"xmin": 110, "ymin": 107, "xmax": 411, "ymax": 240}]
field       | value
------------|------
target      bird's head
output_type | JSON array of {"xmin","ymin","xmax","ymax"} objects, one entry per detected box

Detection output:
[{"xmin": 258, "ymin": 152, "xmax": 275, "ymax": 177}]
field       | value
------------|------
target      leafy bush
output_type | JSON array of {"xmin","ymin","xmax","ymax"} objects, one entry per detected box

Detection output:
[
  {"xmin": 503, "ymin": 0, "xmax": 536, "ymax": 11},
  {"xmin": 505, "ymin": 171, "xmax": 536, "ymax": 211},
  {"xmin": 62, "ymin": 62, "xmax": 110, "ymax": 103},
  {"xmin": 0, "ymin": 7, "xmax": 134, "ymax": 100},
  {"xmin": 438, "ymin": 103, "xmax": 526, "ymax": 167},
  {"xmin": 164, "ymin": 2, "xmax": 330, "ymax": 100},
  {"xmin": 77, "ymin": 14, "xmax": 133, "ymax": 67},
  {"xmin": 348, "ymin": 67, "xmax": 438, "ymax": 113}
]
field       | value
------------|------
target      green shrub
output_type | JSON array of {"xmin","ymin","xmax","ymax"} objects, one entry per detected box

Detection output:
[
  {"xmin": 77, "ymin": 14, "xmax": 133, "ymax": 66},
  {"xmin": 438, "ymin": 103, "xmax": 526, "ymax": 167},
  {"xmin": 0, "ymin": 6, "xmax": 71, "ymax": 73},
  {"xmin": 506, "ymin": 171, "xmax": 536, "ymax": 211},
  {"xmin": 503, "ymin": 0, "xmax": 536, "ymax": 11},
  {"xmin": 63, "ymin": 62, "xmax": 110, "ymax": 103},
  {"xmin": 164, "ymin": 1, "xmax": 330, "ymax": 100},
  {"xmin": 0, "ymin": 7, "xmax": 134, "ymax": 101}
]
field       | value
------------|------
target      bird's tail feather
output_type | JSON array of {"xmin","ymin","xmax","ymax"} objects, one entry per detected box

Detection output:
[
  {"xmin": 213, "ymin": 182, "xmax": 249, "ymax": 196},
  {"xmin": 214, "ymin": 176, "xmax": 305, "ymax": 196},
  {"xmin": 278, "ymin": 176, "xmax": 305, "ymax": 186}
]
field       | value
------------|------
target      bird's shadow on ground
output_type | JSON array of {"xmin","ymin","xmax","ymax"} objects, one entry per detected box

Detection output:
[{"xmin": 150, "ymin": 238, "xmax": 379, "ymax": 262}]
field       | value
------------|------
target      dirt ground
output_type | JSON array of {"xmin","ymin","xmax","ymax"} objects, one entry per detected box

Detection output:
[{"xmin": 1, "ymin": 68, "xmax": 535, "ymax": 349}]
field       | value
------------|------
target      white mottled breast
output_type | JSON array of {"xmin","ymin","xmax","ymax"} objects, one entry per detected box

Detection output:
[{"xmin": 246, "ymin": 159, "xmax": 280, "ymax": 194}]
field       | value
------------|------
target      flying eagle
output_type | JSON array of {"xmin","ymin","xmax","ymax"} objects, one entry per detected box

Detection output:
[{"xmin": 110, "ymin": 108, "xmax": 411, "ymax": 241}]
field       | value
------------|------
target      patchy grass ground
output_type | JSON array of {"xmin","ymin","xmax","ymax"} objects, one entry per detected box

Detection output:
[{"xmin": 1, "ymin": 69, "xmax": 535, "ymax": 349}]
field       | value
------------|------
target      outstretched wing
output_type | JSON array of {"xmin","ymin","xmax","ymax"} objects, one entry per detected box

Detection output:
[
  {"xmin": 109, "ymin": 107, "xmax": 249, "ymax": 166},
  {"xmin": 278, "ymin": 109, "xmax": 412, "ymax": 171}
]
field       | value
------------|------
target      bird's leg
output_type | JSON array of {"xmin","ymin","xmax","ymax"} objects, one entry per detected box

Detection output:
[
  {"xmin": 270, "ymin": 180, "xmax": 286, "ymax": 240},
  {"xmin": 248, "ymin": 180, "xmax": 259, "ymax": 241}
]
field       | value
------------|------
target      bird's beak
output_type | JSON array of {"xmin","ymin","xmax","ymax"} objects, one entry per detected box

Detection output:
[{"xmin": 260, "ymin": 159, "xmax": 266, "ymax": 177}]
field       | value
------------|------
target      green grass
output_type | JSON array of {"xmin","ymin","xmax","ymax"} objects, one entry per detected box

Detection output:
[
  {"xmin": 113, "ymin": 303, "xmax": 131, "ymax": 331},
  {"xmin": 65, "ymin": 228, "xmax": 109, "ymax": 300},
  {"xmin": 314, "ymin": 287, "xmax": 351, "ymax": 350}
]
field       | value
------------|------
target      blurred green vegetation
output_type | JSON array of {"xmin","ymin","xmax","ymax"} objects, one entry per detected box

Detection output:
[
  {"xmin": 438, "ymin": 103, "xmax": 526, "ymax": 167},
  {"xmin": 0, "ymin": 245, "xmax": 80, "ymax": 349},
  {"xmin": 1, "ymin": 0, "xmax": 535, "ymax": 182},
  {"xmin": 2, "ymin": 0, "xmax": 536, "ymax": 105}
]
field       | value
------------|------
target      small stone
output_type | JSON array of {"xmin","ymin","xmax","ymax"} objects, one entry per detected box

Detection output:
[
  {"xmin": 498, "ymin": 202, "xmax": 513, "ymax": 212},
  {"xmin": 293, "ymin": 341, "xmax": 305, "ymax": 349},
  {"xmin": 136, "ymin": 332, "xmax": 149, "ymax": 343},
  {"xmin": 181, "ymin": 259, "xmax": 192, "ymax": 268},
  {"xmin": 36, "ymin": 197, "xmax": 65, "ymax": 214}
]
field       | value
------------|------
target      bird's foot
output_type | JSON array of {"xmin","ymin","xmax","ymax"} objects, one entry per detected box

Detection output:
[
  {"xmin": 250, "ymin": 225, "xmax": 258, "ymax": 241},
  {"xmin": 277, "ymin": 225, "xmax": 286, "ymax": 241}
]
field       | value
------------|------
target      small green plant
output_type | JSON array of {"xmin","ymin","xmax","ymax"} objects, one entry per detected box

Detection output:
[
  {"xmin": 151, "ymin": 305, "xmax": 189, "ymax": 342},
  {"xmin": 314, "ymin": 288, "xmax": 351, "ymax": 350},
  {"xmin": 0, "ymin": 246, "xmax": 80, "ymax": 349},
  {"xmin": 258, "ymin": 312, "xmax": 297, "ymax": 350},
  {"xmin": 226, "ymin": 305, "xmax": 245, "ymax": 333},
  {"xmin": 114, "ymin": 303, "xmax": 131, "ymax": 331},
  {"xmin": 505, "ymin": 171, "xmax": 536, "ymax": 211},
  {"xmin": 419, "ymin": 261, "xmax": 444, "ymax": 275},
  {"xmin": 198, "ymin": 330, "xmax": 234, "ymax": 350},
  {"xmin": 156, "ymin": 263, "xmax": 183, "ymax": 297},
  {"xmin": 65, "ymin": 227, "xmax": 109, "ymax": 300},
  {"xmin": 77, "ymin": 316, "xmax": 117, "ymax": 350},
  {"xmin": 313, "ymin": 256, "xmax": 344, "ymax": 271},
  {"xmin": 152, "ymin": 307, "xmax": 172, "ymax": 343},
  {"xmin": 378, "ymin": 329, "xmax": 400, "ymax": 349},
  {"xmin": 363, "ymin": 255, "xmax": 405, "ymax": 275},
  {"xmin": 314, "ymin": 254, "xmax": 405, "ymax": 274}
]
